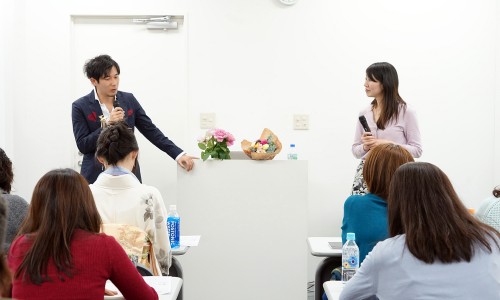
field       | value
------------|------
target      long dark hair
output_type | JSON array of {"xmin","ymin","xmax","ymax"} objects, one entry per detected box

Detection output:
[
  {"xmin": 366, "ymin": 62, "xmax": 407, "ymax": 130},
  {"xmin": 15, "ymin": 169, "xmax": 102, "ymax": 284},
  {"xmin": 363, "ymin": 143, "xmax": 414, "ymax": 200},
  {"xmin": 388, "ymin": 162, "xmax": 500, "ymax": 263},
  {"xmin": 96, "ymin": 121, "xmax": 138, "ymax": 166}
]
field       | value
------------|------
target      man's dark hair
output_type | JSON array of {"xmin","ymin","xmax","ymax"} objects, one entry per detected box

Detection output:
[{"xmin": 83, "ymin": 54, "xmax": 120, "ymax": 82}]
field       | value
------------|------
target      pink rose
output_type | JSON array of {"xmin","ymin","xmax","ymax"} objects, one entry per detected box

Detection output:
[
  {"xmin": 213, "ymin": 129, "xmax": 227, "ymax": 142},
  {"xmin": 226, "ymin": 133, "xmax": 235, "ymax": 146},
  {"xmin": 260, "ymin": 139, "xmax": 268, "ymax": 145}
]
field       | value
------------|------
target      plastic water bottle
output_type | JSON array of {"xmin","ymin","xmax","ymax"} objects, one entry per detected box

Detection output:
[
  {"xmin": 287, "ymin": 144, "xmax": 298, "ymax": 160},
  {"xmin": 342, "ymin": 232, "xmax": 359, "ymax": 282},
  {"xmin": 167, "ymin": 205, "xmax": 180, "ymax": 249}
]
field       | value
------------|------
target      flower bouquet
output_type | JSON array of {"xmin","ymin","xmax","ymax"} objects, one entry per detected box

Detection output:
[
  {"xmin": 198, "ymin": 129, "xmax": 235, "ymax": 161},
  {"xmin": 241, "ymin": 128, "xmax": 282, "ymax": 160}
]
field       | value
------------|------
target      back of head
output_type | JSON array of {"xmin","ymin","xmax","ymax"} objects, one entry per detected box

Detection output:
[
  {"xmin": 493, "ymin": 186, "xmax": 500, "ymax": 198},
  {"xmin": 83, "ymin": 54, "xmax": 120, "ymax": 81},
  {"xmin": 388, "ymin": 162, "xmax": 500, "ymax": 263},
  {"xmin": 363, "ymin": 143, "xmax": 414, "ymax": 200},
  {"xmin": 96, "ymin": 121, "xmax": 139, "ymax": 166},
  {"xmin": 0, "ymin": 148, "xmax": 13, "ymax": 193},
  {"xmin": 16, "ymin": 168, "xmax": 102, "ymax": 284}
]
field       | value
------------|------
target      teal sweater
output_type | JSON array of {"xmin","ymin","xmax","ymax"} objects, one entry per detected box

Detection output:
[{"xmin": 341, "ymin": 193, "xmax": 388, "ymax": 265}]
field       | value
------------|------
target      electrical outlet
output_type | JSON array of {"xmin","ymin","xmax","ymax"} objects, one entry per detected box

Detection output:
[
  {"xmin": 293, "ymin": 114, "xmax": 309, "ymax": 130},
  {"xmin": 200, "ymin": 113, "xmax": 216, "ymax": 129}
]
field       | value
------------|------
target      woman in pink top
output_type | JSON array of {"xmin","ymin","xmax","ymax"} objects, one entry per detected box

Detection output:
[{"xmin": 351, "ymin": 62, "xmax": 422, "ymax": 195}]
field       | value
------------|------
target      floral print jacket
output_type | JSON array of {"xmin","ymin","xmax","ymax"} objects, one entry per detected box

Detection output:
[{"xmin": 90, "ymin": 173, "xmax": 172, "ymax": 274}]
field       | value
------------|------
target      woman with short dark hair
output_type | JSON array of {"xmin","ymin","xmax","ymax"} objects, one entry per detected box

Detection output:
[
  {"xmin": 91, "ymin": 121, "xmax": 171, "ymax": 274},
  {"xmin": 340, "ymin": 162, "xmax": 500, "ymax": 300},
  {"xmin": 0, "ymin": 148, "xmax": 28, "ymax": 253},
  {"xmin": 8, "ymin": 168, "xmax": 158, "ymax": 299}
]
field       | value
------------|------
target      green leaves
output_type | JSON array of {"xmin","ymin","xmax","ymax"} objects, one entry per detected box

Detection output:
[
  {"xmin": 198, "ymin": 136, "xmax": 232, "ymax": 161},
  {"xmin": 201, "ymin": 151, "xmax": 210, "ymax": 161}
]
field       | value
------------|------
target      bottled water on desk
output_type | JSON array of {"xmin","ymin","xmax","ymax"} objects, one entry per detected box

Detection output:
[
  {"xmin": 287, "ymin": 144, "xmax": 298, "ymax": 160},
  {"xmin": 167, "ymin": 205, "xmax": 180, "ymax": 249},
  {"xmin": 342, "ymin": 232, "xmax": 359, "ymax": 282}
]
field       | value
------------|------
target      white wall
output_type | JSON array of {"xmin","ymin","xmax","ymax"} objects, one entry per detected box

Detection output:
[
  {"xmin": 3, "ymin": 0, "xmax": 499, "ymax": 285},
  {"xmin": 0, "ymin": 0, "xmax": 22, "ymax": 157},
  {"xmin": 496, "ymin": 0, "xmax": 500, "ymax": 186}
]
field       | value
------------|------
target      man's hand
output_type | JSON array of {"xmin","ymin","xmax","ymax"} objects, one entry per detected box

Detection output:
[
  {"xmin": 109, "ymin": 107, "xmax": 125, "ymax": 124},
  {"xmin": 177, "ymin": 155, "xmax": 197, "ymax": 171}
]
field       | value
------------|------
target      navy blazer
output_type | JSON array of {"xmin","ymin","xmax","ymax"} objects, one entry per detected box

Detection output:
[{"xmin": 72, "ymin": 90, "xmax": 183, "ymax": 184}]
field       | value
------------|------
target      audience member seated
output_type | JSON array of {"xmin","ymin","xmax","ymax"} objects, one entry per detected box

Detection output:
[
  {"xmin": 323, "ymin": 144, "xmax": 413, "ymax": 300},
  {"xmin": 101, "ymin": 223, "xmax": 162, "ymax": 276},
  {"xmin": 0, "ymin": 148, "xmax": 29, "ymax": 253},
  {"xmin": 7, "ymin": 169, "xmax": 159, "ymax": 300},
  {"xmin": 90, "ymin": 121, "xmax": 171, "ymax": 275},
  {"xmin": 339, "ymin": 162, "xmax": 500, "ymax": 300},
  {"xmin": 0, "ymin": 195, "xmax": 11, "ymax": 297},
  {"xmin": 341, "ymin": 143, "xmax": 413, "ymax": 263},
  {"xmin": 477, "ymin": 185, "xmax": 500, "ymax": 231}
]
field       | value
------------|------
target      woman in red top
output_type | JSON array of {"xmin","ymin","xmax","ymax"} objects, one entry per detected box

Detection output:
[{"xmin": 8, "ymin": 168, "xmax": 158, "ymax": 300}]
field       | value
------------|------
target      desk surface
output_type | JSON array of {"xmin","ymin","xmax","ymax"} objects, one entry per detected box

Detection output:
[
  {"xmin": 323, "ymin": 281, "xmax": 344, "ymax": 300},
  {"xmin": 105, "ymin": 276, "xmax": 182, "ymax": 300},
  {"xmin": 171, "ymin": 245, "xmax": 189, "ymax": 255},
  {"xmin": 307, "ymin": 237, "xmax": 342, "ymax": 257}
]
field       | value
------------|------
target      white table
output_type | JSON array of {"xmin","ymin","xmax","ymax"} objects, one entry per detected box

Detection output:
[
  {"xmin": 171, "ymin": 245, "xmax": 189, "ymax": 256},
  {"xmin": 323, "ymin": 281, "xmax": 344, "ymax": 300},
  {"xmin": 105, "ymin": 276, "xmax": 183, "ymax": 300},
  {"xmin": 307, "ymin": 237, "xmax": 342, "ymax": 300},
  {"xmin": 307, "ymin": 237, "xmax": 342, "ymax": 257}
]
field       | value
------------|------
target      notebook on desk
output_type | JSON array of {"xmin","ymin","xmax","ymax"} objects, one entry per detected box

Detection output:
[
  {"xmin": 105, "ymin": 276, "xmax": 172, "ymax": 298},
  {"xmin": 329, "ymin": 241, "xmax": 342, "ymax": 250}
]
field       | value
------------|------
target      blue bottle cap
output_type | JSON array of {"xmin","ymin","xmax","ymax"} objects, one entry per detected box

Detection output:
[
  {"xmin": 290, "ymin": 144, "xmax": 295, "ymax": 147},
  {"xmin": 346, "ymin": 232, "xmax": 355, "ymax": 241}
]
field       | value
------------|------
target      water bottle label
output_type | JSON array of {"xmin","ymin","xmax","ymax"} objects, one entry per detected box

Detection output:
[
  {"xmin": 343, "ymin": 256, "xmax": 358, "ymax": 269},
  {"xmin": 167, "ymin": 217, "xmax": 180, "ymax": 248}
]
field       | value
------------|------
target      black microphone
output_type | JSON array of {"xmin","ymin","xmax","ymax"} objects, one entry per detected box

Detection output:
[
  {"xmin": 358, "ymin": 116, "xmax": 371, "ymax": 133},
  {"xmin": 113, "ymin": 99, "xmax": 120, "ymax": 108}
]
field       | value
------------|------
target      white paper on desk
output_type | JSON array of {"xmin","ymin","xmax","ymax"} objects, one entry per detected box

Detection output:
[
  {"xmin": 143, "ymin": 276, "xmax": 172, "ymax": 294},
  {"xmin": 180, "ymin": 235, "xmax": 200, "ymax": 246},
  {"xmin": 105, "ymin": 276, "xmax": 171, "ymax": 296}
]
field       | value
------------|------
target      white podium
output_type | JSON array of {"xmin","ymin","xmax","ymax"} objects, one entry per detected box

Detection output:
[{"xmin": 177, "ymin": 159, "xmax": 308, "ymax": 300}]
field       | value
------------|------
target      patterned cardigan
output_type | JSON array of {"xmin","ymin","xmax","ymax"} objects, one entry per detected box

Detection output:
[{"xmin": 90, "ymin": 173, "xmax": 172, "ymax": 273}]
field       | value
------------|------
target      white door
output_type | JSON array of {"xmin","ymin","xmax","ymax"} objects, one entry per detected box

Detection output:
[{"xmin": 71, "ymin": 15, "xmax": 188, "ymax": 203}]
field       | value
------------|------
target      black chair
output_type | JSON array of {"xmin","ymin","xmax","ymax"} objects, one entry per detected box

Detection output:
[
  {"xmin": 315, "ymin": 256, "xmax": 342, "ymax": 300},
  {"xmin": 136, "ymin": 263, "xmax": 154, "ymax": 276}
]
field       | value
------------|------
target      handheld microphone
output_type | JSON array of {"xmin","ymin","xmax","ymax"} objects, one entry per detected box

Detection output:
[
  {"xmin": 358, "ymin": 116, "xmax": 371, "ymax": 133},
  {"xmin": 113, "ymin": 99, "xmax": 120, "ymax": 108}
]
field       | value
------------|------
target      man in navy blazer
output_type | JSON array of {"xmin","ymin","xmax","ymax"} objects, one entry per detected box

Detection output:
[{"xmin": 72, "ymin": 54, "xmax": 194, "ymax": 184}]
